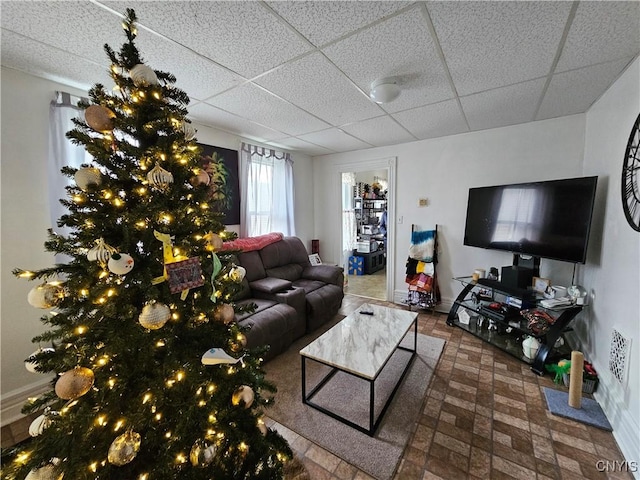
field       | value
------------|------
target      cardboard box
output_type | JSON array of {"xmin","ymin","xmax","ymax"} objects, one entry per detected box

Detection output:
[{"xmin": 348, "ymin": 256, "xmax": 364, "ymax": 275}]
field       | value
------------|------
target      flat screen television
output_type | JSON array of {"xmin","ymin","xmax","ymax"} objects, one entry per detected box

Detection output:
[{"xmin": 463, "ymin": 176, "xmax": 598, "ymax": 264}]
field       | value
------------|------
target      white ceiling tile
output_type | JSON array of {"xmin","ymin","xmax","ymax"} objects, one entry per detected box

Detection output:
[
  {"xmin": 393, "ymin": 99, "xmax": 469, "ymax": 140},
  {"xmin": 556, "ymin": 1, "xmax": 640, "ymax": 72},
  {"xmin": 0, "ymin": 30, "xmax": 111, "ymax": 91},
  {"xmin": 341, "ymin": 116, "xmax": 416, "ymax": 147},
  {"xmin": 266, "ymin": 137, "xmax": 334, "ymax": 156},
  {"xmin": 1, "ymin": 1, "xmax": 123, "ymax": 62},
  {"xmin": 428, "ymin": 1, "xmax": 572, "ymax": 96},
  {"xmin": 297, "ymin": 128, "xmax": 373, "ymax": 152},
  {"xmin": 207, "ymin": 83, "xmax": 330, "ymax": 136},
  {"xmin": 537, "ymin": 57, "xmax": 635, "ymax": 121},
  {"xmin": 255, "ymin": 52, "xmax": 381, "ymax": 126},
  {"xmin": 188, "ymin": 102, "xmax": 287, "ymax": 143},
  {"xmin": 266, "ymin": 0, "xmax": 412, "ymax": 47},
  {"xmin": 460, "ymin": 78, "xmax": 546, "ymax": 131},
  {"xmin": 132, "ymin": 33, "xmax": 245, "ymax": 102},
  {"xmin": 323, "ymin": 8, "xmax": 454, "ymax": 113},
  {"xmin": 103, "ymin": 1, "xmax": 312, "ymax": 78}
]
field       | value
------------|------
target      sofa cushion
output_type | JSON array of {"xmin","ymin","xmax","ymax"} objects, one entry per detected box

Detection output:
[
  {"xmin": 265, "ymin": 264, "xmax": 304, "ymax": 282},
  {"xmin": 237, "ymin": 302, "xmax": 300, "ymax": 361},
  {"xmin": 260, "ymin": 236, "xmax": 309, "ymax": 270},
  {"xmin": 291, "ymin": 278, "xmax": 325, "ymax": 295},
  {"xmin": 250, "ymin": 277, "xmax": 292, "ymax": 294},
  {"xmin": 235, "ymin": 298, "xmax": 278, "ymax": 321},
  {"xmin": 238, "ymin": 251, "xmax": 266, "ymax": 282}
]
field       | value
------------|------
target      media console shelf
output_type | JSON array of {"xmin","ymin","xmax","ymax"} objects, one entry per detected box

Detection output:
[{"xmin": 446, "ymin": 277, "xmax": 582, "ymax": 375}]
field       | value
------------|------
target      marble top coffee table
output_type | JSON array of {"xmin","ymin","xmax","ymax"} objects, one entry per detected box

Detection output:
[{"xmin": 299, "ymin": 303, "xmax": 418, "ymax": 436}]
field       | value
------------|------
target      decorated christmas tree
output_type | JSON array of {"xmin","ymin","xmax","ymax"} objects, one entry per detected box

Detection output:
[{"xmin": 5, "ymin": 9, "xmax": 292, "ymax": 480}]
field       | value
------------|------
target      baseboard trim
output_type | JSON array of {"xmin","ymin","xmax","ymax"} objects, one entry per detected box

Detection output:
[
  {"xmin": 1, "ymin": 377, "xmax": 52, "ymax": 426},
  {"xmin": 593, "ymin": 381, "xmax": 640, "ymax": 479}
]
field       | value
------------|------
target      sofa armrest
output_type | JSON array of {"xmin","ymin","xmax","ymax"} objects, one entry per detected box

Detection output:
[
  {"xmin": 249, "ymin": 277, "xmax": 292, "ymax": 294},
  {"xmin": 302, "ymin": 264, "xmax": 344, "ymax": 287}
]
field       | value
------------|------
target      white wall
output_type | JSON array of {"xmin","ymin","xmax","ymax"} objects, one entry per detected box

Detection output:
[
  {"xmin": 314, "ymin": 114, "xmax": 586, "ymax": 308},
  {"xmin": 580, "ymin": 57, "xmax": 639, "ymax": 467},
  {"xmin": 0, "ymin": 67, "xmax": 314, "ymax": 422}
]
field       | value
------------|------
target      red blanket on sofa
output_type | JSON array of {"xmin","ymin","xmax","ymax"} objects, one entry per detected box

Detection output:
[{"xmin": 221, "ymin": 232, "xmax": 284, "ymax": 252}]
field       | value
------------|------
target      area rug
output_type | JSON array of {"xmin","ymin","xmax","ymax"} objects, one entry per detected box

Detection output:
[{"xmin": 263, "ymin": 316, "xmax": 445, "ymax": 480}]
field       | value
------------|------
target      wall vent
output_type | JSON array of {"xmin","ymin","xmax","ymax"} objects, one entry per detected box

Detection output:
[{"xmin": 609, "ymin": 329, "xmax": 630, "ymax": 384}]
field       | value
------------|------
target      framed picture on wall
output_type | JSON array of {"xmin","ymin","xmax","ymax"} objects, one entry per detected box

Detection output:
[{"xmin": 197, "ymin": 143, "xmax": 240, "ymax": 225}]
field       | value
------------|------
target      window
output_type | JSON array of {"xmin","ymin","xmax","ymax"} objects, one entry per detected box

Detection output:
[{"xmin": 240, "ymin": 143, "xmax": 295, "ymax": 237}]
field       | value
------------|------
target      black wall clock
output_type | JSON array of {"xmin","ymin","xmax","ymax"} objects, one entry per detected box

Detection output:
[{"xmin": 622, "ymin": 113, "xmax": 640, "ymax": 232}]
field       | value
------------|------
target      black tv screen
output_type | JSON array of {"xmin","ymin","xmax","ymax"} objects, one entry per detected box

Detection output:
[{"xmin": 463, "ymin": 176, "xmax": 598, "ymax": 264}]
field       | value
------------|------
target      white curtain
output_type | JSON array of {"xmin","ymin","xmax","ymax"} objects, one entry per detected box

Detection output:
[
  {"xmin": 239, "ymin": 143, "xmax": 295, "ymax": 237},
  {"xmin": 342, "ymin": 172, "xmax": 357, "ymax": 272},
  {"xmin": 49, "ymin": 91, "xmax": 88, "ymax": 236}
]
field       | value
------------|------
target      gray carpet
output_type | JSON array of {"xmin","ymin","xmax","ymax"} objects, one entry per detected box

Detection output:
[{"xmin": 263, "ymin": 317, "xmax": 445, "ymax": 480}]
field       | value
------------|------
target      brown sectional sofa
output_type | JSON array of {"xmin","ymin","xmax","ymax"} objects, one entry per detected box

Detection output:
[{"xmin": 231, "ymin": 236, "xmax": 344, "ymax": 361}]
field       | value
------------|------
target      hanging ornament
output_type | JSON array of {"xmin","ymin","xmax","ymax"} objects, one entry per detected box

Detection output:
[
  {"xmin": 203, "ymin": 232, "xmax": 223, "ymax": 252},
  {"xmin": 55, "ymin": 366, "xmax": 95, "ymax": 400},
  {"xmin": 214, "ymin": 303, "xmax": 235, "ymax": 324},
  {"xmin": 228, "ymin": 265, "xmax": 246, "ymax": 283},
  {"xmin": 190, "ymin": 439, "xmax": 217, "ymax": 467},
  {"xmin": 129, "ymin": 63, "xmax": 158, "ymax": 86},
  {"xmin": 229, "ymin": 332, "xmax": 247, "ymax": 354},
  {"xmin": 29, "ymin": 413, "xmax": 53, "ymax": 437},
  {"xmin": 257, "ymin": 416, "xmax": 268, "ymax": 436},
  {"xmin": 74, "ymin": 167, "xmax": 103, "ymax": 191},
  {"xmin": 181, "ymin": 121, "xmax": 197, "ymax": 141},
  {"xmin": 231, "ymin": 385, "xmax": 254, "ymax": 408},
  {"xmin": 138, "ymin": 301, "xmax": 171, "ymax": 330},
  {"xmin": 189, "ymin": 169, "xmax": 210, "ymax": 187},
  {"xmin": 108, "ymin": 430, "xmax": 141, "ymax": 466},
  {"xmin": 25, "ymin": 463, "xmax": 63, "ymax": 480},
  {"xmin": 201, "ymin": 347, "xmax": 245, "ymax": 366},
  {"xmin": 25, "ymin": 347, "xmax": 55, "ymax": 373},
  {"xmin": 108, "ymin": 253, "xmax": 134, "ymax": 275},
  {"xmin": 27, "ymin": 283, "xmax": 64, "ymax": 309},
  {"xmin": 147, "ymin": 162, "xmax": 174, "ymax": 190},
  {"xmin": 84, "ymin": 105, "xmax": 116, "ymax": 132},
  {"xmin": 87, "ymin": 238, "xmax": 117, "ymax": 266}
]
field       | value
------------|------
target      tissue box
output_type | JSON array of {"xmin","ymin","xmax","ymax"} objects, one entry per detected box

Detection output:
[{"xmin": 348, "ymin": 256, "xmax": 364, "ymax": 275}]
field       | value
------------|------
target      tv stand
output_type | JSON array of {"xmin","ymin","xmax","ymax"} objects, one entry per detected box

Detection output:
[{"xmin": 446, "ymin": 276, "xmax": 582, "ymax": 375}]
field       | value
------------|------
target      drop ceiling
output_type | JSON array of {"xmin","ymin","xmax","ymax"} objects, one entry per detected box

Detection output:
[{"xmin": 1, "ymin": 1, "xmax": 639, "ymax": 157}]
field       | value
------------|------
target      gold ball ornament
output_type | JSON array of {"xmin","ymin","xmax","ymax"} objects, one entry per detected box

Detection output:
[
  {"xmin": 87, "ymin": 238, "xmax": 116, "ymax": 266},
  {"xmin": 74, "ymin": 167, "xmax": 102, "ymax": 191},
  {"xmin": 27, "ymin": 283, "xmax": 64, "ymax": 309},
  {"xmin": 129, "ymin": 63, "xmax": 158, "ymax": 86},
  {"xmin": 203, "ymin": 232, "xmax": 223, "ymax": 252},
  {"xmin": 231, "ymin": 385, "xmax": 254, "ymax": 408},
  {"xmin": 55, "ymin": 366, "xmax": 94, "ymax": 400},
  {"xmin": 108, "ymin": 253, "xmax": 134, "ymax": 275},
  {"xmin": 229, "ymin": 332, "xmax": 247, "ymax": 353},
  {"xmin": 181, "ymin": 121, "xmax": 197, "ymax": 141},
  {"xmin": 215, "ymin": 303, "xmax": 235, "ymax": 325},
  {"xmin": 25, "ymin": 463, "xmax": 63, "ymax": 480},
  {"xmin": 190, "ymin": 169, "xmax": 210, "ymax": 187},
  {"xmin": 84, "ymin": 105, "xmax": 115, "ymax": 132},
  {"xmin": 190, "ymin": 439, "xmax": 218, "ymax": 467},
  {"xmin": 147, "ymin": 162, "xmax": 174, "ymax": 190},
  {"xmin": 139, "ymin": 302, "xmax": 171, "ymax": 330},
  {"xmin": 108, "ymin": 430, "xmax": 141, "ymax": 466}
]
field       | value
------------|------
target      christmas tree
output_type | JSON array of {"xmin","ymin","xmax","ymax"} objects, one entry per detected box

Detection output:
[{"xmin": 5, "ymin": 9, "xmax": 292, "ymax": 480}]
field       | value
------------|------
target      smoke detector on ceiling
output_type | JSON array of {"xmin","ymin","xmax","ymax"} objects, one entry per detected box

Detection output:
[{"xmin": 369, "ymin": 77, "xmax": 401, "ymax": 104}]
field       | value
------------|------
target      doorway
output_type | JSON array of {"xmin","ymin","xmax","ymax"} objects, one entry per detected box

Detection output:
[{"xmin": 338, "ymin": 158, "xmax": 396, "ymax": 302}]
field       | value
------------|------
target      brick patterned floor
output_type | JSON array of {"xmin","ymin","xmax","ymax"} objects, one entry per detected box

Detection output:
[
  {"xmin": 270, "ymin": 294, "xmax": 632, "ymax": 480},
  {"xmin": 3, "ymin": 294, "xmax": 631, "ymax": 479}
]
